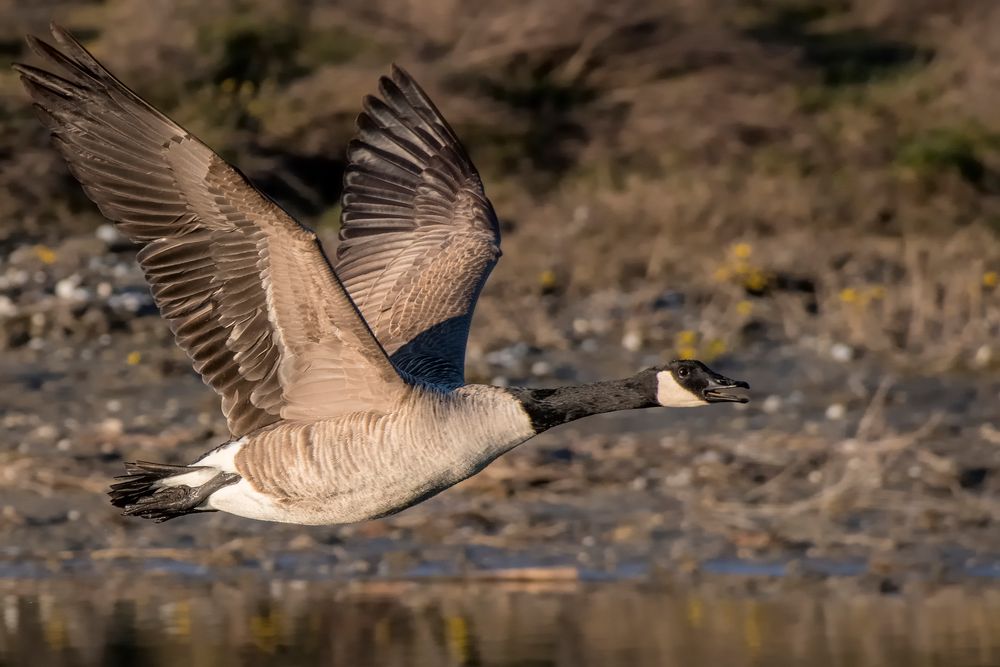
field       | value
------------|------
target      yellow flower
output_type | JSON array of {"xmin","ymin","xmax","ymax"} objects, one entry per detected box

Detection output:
[
  {"xmin": 839, "ymin": 287, "xmax": 858, "ymax": 304},
  {"xmin": 730, "ymin": 242, "xmax": 752, "ymax": 260},
  {"xmin": 34, "ymin": 245, "xmax": 56, "ymax": 265},
  {"xmin": 736, "ymin": 300, "xmax": 753, "ymax": 317},
  {"xmin": 984, "ymin": 271, "xmax": 998, "ymax": 288},
  {"xmin": 704, "ymin": 338, "xmax": 727, "ymax": 361},
  {"xmin": 743, "ymin": 269, "xmax": 768, "ymax": 292},
  {"xmin": 220, "ymin": 78, "xmax": 237, "ymax": 94},
  {"xmin": 866, "ymin": 285, "xmax": 885, "ymax": 300},
  {"xmin": 246, "ymin": 99, "xmax": 265, "ymax": 117},
  {"xmin": 676, "ymin": 330, "xmax": 697, "ymax": 346},
  {"xmin": 538, "ymin": 269, "xmax": 557, "ymax": 289},
  {"xmin": 126, "ymin": 351, "xmax": 141, "ymax": 365},
  {"xmin": 677, "ymin": 345, "xmax": 697, "ymax": 360}
]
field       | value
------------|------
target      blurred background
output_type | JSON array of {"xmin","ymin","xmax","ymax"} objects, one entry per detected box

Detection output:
[{"xmin": 1, "ymin": 0, "xmax": 999, "ymax": 665}]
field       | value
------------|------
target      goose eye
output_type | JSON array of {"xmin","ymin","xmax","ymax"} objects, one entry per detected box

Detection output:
[{"xmin": 678, "ymin": 368, "xmax": 689, "ymax": 378}]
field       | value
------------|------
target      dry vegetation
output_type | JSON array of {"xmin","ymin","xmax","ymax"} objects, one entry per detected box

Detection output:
[{"xmin": 1, "ymin": 0, "xmax": 998, "ymax": 367}]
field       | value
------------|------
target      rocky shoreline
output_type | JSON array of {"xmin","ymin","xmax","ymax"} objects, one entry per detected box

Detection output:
[{"xmin": 2, "ymin": 227, "xmax": 999, "ymax": 592}]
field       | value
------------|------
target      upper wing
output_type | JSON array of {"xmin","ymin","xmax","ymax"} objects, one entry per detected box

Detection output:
[
  {"xmin": 15, "ymin": 24, "xmax": 408, "ymax": 437},
  {"xmin": 335, "ymin": 65, "xmax": 501, "ymax": 388}
]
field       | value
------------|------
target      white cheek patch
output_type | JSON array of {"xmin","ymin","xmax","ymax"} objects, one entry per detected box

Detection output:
[{"xmin": 656, "ymin": 371, "xmax": 707, "ymax": 408}]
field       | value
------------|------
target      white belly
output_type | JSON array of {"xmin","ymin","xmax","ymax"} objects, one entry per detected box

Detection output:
[
  {"xmin": 206, "ymin": 478, "xmax": 300, "ymax": 522},
  {"xmin": 197, "ymin": 387, "xmax": 536, "ymax": 525}
]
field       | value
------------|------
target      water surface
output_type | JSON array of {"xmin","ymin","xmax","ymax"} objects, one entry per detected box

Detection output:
[{"xmin": 2, "ymin": 576, "xmax": 999, "ymax": 667}]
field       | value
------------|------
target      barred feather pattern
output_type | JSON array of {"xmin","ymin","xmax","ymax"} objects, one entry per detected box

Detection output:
[
  {"xmin": 336, "ymin": 66, "xmax": 501, "ymax": 388},
  {"xmin": 15, "ymin": 24, "xmax": 408, "ymax": 437}
]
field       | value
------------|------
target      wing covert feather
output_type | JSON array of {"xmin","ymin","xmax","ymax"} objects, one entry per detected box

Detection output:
[
  {"xmin": 336, "ymin": 66, "xmax": 501, "ymax": 387},
  {"xmin": 15, "ymin": 24, "xmax": 407, "ymax": 436}
]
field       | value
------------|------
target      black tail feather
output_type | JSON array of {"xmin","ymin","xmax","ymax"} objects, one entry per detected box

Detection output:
[
  {"xmin": 108, "ymin": 461, "xmax": 193, "ymax": 508},
  {"xmin": 108, "ymin": 461, "xmax": 238, "ymax": 523}
]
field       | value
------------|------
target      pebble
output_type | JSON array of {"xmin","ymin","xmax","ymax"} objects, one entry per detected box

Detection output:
[
  {"xmin": 621, "ymin": 330, "xmax": 643, "ymax": 352},
  {"xmin": 830, "ymin": 343, "xmax": 854, "ymax": 362},
  {"xmin": 762, "ymin": 395, "xmax": 783, "ymax": 414},
  {"xmin": 664, "ymin": 469, "xmax": 693, "ymax": 488},
  {"xmin": 32, "ymin": 424, "xmax": 58, "ymax": 441},
  {"xmin": 840, "ymin": 439, "xmax": 859, "ymax": 454},
  {"xmin": 55, "ymin": 275, "xmax": 89, "ymax": 302},
  {"xmin": 530, "ymin": 361, "xmax": 552, "ymax": 376},
  {"xmin": 107, "ymin": 290, "xmax": 153, "ymax": 314},
  {"xmin": 0, "ymin": 268, "xmax": 28, "ymax": 289},
  {"xmin": 97, "ymin": 417, "xmax": 124, "ymax": 438},
  {"xmin": 95, "ymin": 224, "xmax": 124, "ymax": 246},
  {"xmin": 287, "ymin": 533, "xmax": 318, "ymax": 550},
  {"xmin": 972, "ymin": 345, "xmax": 992, "ymax": 369},
  {"xmin": 694, "ymin": 450, "xmax": 722, "ymax": 465},
  {"xmin": 485, "ymin": 343, "xmax": 530, "ymax": 368},
  {"xmin": 652, "ymin": 290, "xmax": 684, "ymax": 310},
  {"xmin": 0, "ymin": 296, "xmax": 15, "ymax": 317},
  {"xmin": 825, "ymin": 403, "xmax": 846, "ymax": 420}
]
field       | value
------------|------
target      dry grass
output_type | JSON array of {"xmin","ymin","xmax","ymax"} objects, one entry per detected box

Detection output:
[{"xmin": 0, "ymin": 0, "xmax": 998, "ymax": 367}]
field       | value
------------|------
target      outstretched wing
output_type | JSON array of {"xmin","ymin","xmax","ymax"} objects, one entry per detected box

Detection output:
[
  {"xmin": 336, "ymin": 65, "xmax": 501, "ymax": 388},
  {"xmin": 15, "ymin": 24, "xmax": 408, "ymax": 437}
]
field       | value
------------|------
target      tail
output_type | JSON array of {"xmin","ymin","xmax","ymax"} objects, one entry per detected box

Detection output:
[{"xmin": 109, "ymin": 461, "xmax": 239, "ymax": 523}]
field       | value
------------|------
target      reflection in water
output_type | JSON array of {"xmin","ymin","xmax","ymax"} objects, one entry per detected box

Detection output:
[{"xmin": 1, "ymin": 576, "xmax": 999, "ymax": 667}]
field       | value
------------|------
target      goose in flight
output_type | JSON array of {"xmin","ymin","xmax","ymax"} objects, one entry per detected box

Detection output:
[{"xmin": 15, "ymin": 25, "xmax": 750, "ymax": 525}]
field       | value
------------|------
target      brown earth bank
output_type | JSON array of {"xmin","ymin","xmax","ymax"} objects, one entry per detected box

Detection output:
[
  {"xmin": 0, "ymin": 0, "xmax": 998, "ymax": 590},
  {"xmin": 0, "ymin": 227, "xmax": 998, "ymax": 591}
]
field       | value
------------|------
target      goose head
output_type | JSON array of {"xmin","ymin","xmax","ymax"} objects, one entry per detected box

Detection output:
[{"xmin": 655, "ymin": 360, "xmax": 750, "ymax": 407}]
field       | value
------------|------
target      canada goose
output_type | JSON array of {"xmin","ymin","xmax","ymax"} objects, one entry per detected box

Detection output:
[{"xmin": 15, "ymin": 25, "xmax": 750, "ymax": 525}]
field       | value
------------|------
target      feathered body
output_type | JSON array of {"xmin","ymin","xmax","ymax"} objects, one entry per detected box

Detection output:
[
  {"xmin": 15, "ymin": 25, "xmax": 749, "ymax": 525},
  {"xmin": 202, "ymin": 386, "xmax": 534, "ymax": 524}
]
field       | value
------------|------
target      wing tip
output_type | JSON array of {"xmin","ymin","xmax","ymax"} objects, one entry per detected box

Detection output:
[
  {"xmin": 49, "ymin": 21, "xmax": 77, "ymax": 49},
  {"xmin": 389, "ymin": 62, "xmax": 412, "ymax": 85},
  {"xmin": 12, "ymin": 63, "xmax": 75, "ymax": 104},
  {"xmin": 15, "ymin": 24, "xmax": 87, "ymax": 88}
]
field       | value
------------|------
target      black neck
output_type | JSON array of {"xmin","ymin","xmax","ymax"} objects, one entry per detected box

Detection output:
[{"xmin": 506, "ymin": 371, "xmax": 658, "ymax": 433}]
